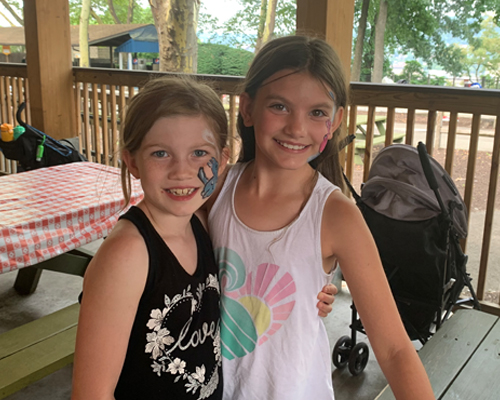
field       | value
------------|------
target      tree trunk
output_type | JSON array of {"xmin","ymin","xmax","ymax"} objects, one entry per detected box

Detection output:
[
  {"xmin": 79, "ymin": 0, "xmax": 91, "ymax": 68},
  {"xmin": 255, "ymin": 0, "xmax": 268, "ymax": 53},
  {"xmin": 127, "ymin": 0, "xmax": 135, "ymax": 24},
  {"xmin": 150, "ymin": 0, "xmax": 199, "ymax": 72},
  {"xmin": 259, "ymin": 0, "xmax": 278, "ymax": 52},
  {"xmin": 185, "ymin": 0, "xmax": 200, "ymax": 73},
  {"xmin": 90, "ymin": 8, "xmax": 104, "ymax": 24},
  {"xmin": 108, "ymin": 0, "xmax": 122, "ymax": 24},
  {"xmin": 372, "ymin": 0, "xmax": 388, "ymax": 83},
  {"xmin": 352, "ymin": 0, "xmax": 371, "ymax": 82},
  {"xmin": 363, "ymin": 21, "xmax": 376, "ymax": 82},
  {"xmin": 0, "ymin": 0, "xmax": 23, "ymax": 26}
]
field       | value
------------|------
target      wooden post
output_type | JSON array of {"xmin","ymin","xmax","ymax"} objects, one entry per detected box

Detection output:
[
  {"xmin": 296, "ymin": 0, "xmax": 355, "ymax": 83},
  {"xmin": 23, "ymin": 0, "xmax": 76, "ymax": 140}
]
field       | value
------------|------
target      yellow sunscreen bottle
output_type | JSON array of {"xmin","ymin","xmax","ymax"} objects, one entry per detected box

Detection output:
[{"xmin": 1, "ymin": 123, "xmax": 14, "ymax": 142}]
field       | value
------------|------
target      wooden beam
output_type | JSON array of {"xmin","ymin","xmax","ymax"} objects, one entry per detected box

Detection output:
[
  {"xmin": 296, "ymin": 0, "xmax": 356, "ymax": 83},
  {"xmin": 23, "ymin": 0, "xmax": 76, "ymax": 140}
]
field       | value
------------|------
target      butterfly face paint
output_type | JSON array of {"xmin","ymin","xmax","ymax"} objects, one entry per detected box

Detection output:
[
  {"xmin": 198, "ymin": 157, "xmax": 219, "ymax": 199},
  {"xmin": 196, "ymin": 128, "xmax": 221, "ymax": 198},
  {"xmin": 308, "ymin": 92, "xmax": 337, "ymax": 162},
  {"xmin": 320, "ymin": 122, "xmax": 332, "ymax": 153}
]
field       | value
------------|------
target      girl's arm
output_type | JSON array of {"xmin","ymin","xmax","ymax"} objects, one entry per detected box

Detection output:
[
  {"xmin": 71, "ymin": 220, "xmax": 148, "ymax": 400},
  {"xmin": 322, "ymin": 191, "xmax": 435, "ymax": 400}
]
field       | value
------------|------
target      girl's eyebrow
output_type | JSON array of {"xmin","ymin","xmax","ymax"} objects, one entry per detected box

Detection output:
[
  {"xmin": 142, "ymin": 143, "xmax": 165, "ymax": 149},
  {"xmin": 264, "ymin": 93, "xmax": 334, "ymax": 110},
  {"xmin": 263, "ymin": 93, "xmax": 288, "ymax": 103},
  {"xmin": 143, "ymin": 141, "xmax": 215, "ymax": 150},
  {"xmin": 313, "ymin": 101, "xmax": 335, "ymax": 110}
]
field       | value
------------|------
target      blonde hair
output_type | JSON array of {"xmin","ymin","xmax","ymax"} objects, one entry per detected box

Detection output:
[
  {"xmin": 238, "ymin": 35, "xmax": 348, "ymax": 188},
  {"xmin": 120, "ymin": 77, "xmax": 228, "ymax": 206}
]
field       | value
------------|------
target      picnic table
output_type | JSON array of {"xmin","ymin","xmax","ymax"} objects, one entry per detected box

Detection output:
[
  {"xmin": 350, "ymin": 115, "xmax": 405, "ymax": 164},
  {"xmin": 354, "ymin": 114, "xmax": 389, "ymax": 137},
  {"xmin": 0, "ymin": 162, "xmax": 143, "ymax": 291},
  {"xmin": 375, "ymin": 309, "xmax": 500, "ymax": 400},
  {"xmin": 0, "ymin": 162, "xmax": 142, "ymax": 398}
]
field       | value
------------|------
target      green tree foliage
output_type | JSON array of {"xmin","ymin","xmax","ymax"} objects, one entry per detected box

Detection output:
[
  {"xmin": 394, "ymin": 60, "xmax": 448, "ymax": 86},
  {"xmin": 397, "ymin": 60, "xmax": 426, "ymax": 84},
  {"xmin": 438, "ymin": 44, "xmax": 468, "ymax": 79},
  {"xmin": 476, "ymin": 16, "xmax": 500, "ymax": 82},
  {"xmin": 429, "ymin": 75, "xmax": 447, "ymax": 86},
  {"xmin": 197, "ymin": 42, "xmax": 254, "ymax": 76},
  {"xmin": 68, "ymin": 0, "xmax": 153, "ymax": 25},
  {"xmin": 458, "ymin": 16, "xmax": 500, "ymax": 85},
  {"xmin": 198, "ymin": 0, "xmax": 296, "ymax": 49},
  {"xmin": 352, "ymin": 0, "xmax": 500, "ymax": 82}
]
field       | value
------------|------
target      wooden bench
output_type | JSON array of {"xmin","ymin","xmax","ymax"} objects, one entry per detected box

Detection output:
[
  {"xmin": 0, "ymin": 303, "xmax": 80, "ymax": 399},
  {"xmin": 375, "ymin": 309, "xmax": 500, "ymax": 400}
]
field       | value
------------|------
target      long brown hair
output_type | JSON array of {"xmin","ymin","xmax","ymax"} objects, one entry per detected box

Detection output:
[
  {"xmin": 238, "ymin": 35, "xmax": 348, "ymax": 188},
  {"xmin": 120, "ymin": 77, "xmax": 228, "ymax": 206}
]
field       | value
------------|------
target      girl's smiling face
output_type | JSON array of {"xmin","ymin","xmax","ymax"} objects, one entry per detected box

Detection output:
[
  {"xmin": 239, "ymin": 70, "xmax": 344, "ymax": 171},
  {"xmin": 124, "ymin": 115, "xmax": 227, "ymax": 219}
]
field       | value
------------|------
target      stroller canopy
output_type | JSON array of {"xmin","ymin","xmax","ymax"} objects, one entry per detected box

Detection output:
[{"xmin": 361, "ymin": 144, "xmax": 468, "ymax": 238}]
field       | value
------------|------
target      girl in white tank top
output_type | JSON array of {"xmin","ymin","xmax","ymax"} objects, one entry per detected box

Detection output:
[{"xmin": 207, "ymin": 36, "xmax": 434, "ymax": 400}]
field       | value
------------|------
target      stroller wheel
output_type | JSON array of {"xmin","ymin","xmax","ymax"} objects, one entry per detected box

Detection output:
[
  {"xmin": 332, "ymin": 335, "xmax": 352, "ymax": 369},
  {"xmin": 348, "ymin": 342, "xmax": 369, "ymax": 376}
]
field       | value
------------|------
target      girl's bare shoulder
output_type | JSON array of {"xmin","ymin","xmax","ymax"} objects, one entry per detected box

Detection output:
[
  {"xmin": 84, "ymin": 218, "xmax": 148, "ymax": 282},
  {"xmin": 321, "ymin": 190, "xmax": 370, "ymax": 253},
  {"xmin": 323, "ymin": 189, "xmax": 363, "ymax": 226}
]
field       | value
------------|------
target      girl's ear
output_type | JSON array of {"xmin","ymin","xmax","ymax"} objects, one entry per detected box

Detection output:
[
  {"xmin": 239, "ymin": 92, "xmax": 254, "ymax": 127},
  {"xmin": 122, "ymin": 150, "xmax": 140, "ymax": 179},
  {"xmin": 328, "ymin": 106, "xmax": 345, "ymax": 139}
]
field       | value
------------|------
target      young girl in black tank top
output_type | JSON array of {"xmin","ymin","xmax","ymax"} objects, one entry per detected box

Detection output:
[{"xmin": 71, "ymin": 78, "xmax": 230, "ymax": 400}]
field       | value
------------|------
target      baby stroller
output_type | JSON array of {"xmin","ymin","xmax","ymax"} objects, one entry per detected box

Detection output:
[
  {"xmin": 332, "ymin": 142, "xmax": 480, "ymax": 376},
  {"xmin": 0, "ymin": 102, "xmax": 86, "ymax": 171}
]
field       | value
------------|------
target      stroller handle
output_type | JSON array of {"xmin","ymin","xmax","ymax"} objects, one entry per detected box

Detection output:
[
  {"xmin": 417, "ymin": 141, "xmax": 449, "ymax": 219},
  {"xmin": 16, "ymin": 102, "xmax": 27, "ymax": 129},
  {"xmin": 417, "ymin": 142, "xmax": 439, "ymax": 191}
]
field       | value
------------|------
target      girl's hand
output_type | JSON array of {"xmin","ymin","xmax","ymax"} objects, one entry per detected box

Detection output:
[{"xmin": 317, "ymin": 283, "xmax": 338, "ymax": 317}]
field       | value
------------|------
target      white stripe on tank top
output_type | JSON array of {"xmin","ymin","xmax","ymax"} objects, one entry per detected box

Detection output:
[{"xmin": 208, "ymin": 162, "xmax": 339, "ymax": 400}]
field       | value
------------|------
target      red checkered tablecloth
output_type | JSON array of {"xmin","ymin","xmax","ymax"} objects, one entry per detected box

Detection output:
[{"xmin": 0, "ymin": 162, "xmax": 143, "ymax": 273}]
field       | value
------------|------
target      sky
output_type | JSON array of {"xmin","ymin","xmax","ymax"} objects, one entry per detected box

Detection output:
[
  {"xmin": 0, "ymin": 0, "xmax": 243, "ymax": 27},
  {"xmin": 200, "ymin": 0, "xmax": 243, "ymax": 22}
]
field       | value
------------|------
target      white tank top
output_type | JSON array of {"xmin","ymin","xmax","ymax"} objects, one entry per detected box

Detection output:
[{"xmin": 208, "ymin": 162, "xmax": 339, "ymax": 400}]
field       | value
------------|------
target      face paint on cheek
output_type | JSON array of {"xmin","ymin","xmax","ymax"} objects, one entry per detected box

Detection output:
[
  {"xmin": 309, "ymin": 92, "xmax": 337, "ymax": 163},
  {"xmin": 203, "ymin": 129, "xmax": 219, "ymax": 157},
  {"xmin": 197, "ymin": 157, "xmax": 219, "ymax": 199},
  {"xmin": 319, "ymin": 134, "xmax": 329, "ymax": 153},
  {"xmin": 308, "ymin": 122, "xmax": 331, "ymax": 163}
]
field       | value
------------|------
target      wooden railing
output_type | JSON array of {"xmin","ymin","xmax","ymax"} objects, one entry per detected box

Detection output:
[
  {"xmin": 0, "ymin": 63, "xmax": 29, "ymax": 174},
  {"xmin": 72, "ymin": 67, "xmax": 243, "ymax": 166},
  {"xmin": 1, "ymin": 64, "xmax": 499, "ymax": 313}
]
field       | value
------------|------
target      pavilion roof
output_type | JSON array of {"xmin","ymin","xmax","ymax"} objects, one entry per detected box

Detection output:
[{"xmin": 0, "ymin": 24, "xmax": 149, "ymax": 47}]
